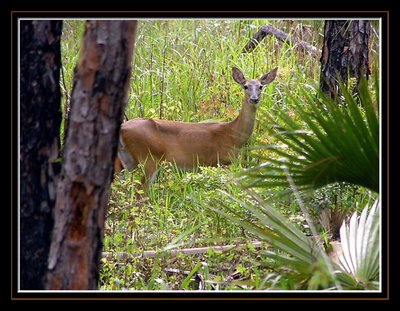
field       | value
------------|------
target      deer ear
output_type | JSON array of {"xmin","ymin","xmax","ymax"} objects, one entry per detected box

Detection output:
[
  {"xmin": 232, "ymin": 67, "xmax": 246, "ymax": 85},
  {"xmin": 260, "ymin": 67, "xmax": 278, "ymax": 85}
]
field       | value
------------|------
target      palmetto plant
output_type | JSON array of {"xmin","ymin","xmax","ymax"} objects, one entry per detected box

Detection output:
[{"xmin": 240, "ymin": 78, "xmax": 379, "ymax": 194}]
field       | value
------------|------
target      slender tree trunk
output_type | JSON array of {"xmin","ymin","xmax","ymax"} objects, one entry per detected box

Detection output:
[
  {"xmin": 20, "ymin": 20, "xmax": 63, "ymax": 290},
  {"xmin": 46, "ymin": 20, "xmax": 137, "ymax": 290},
  {"xmin": 320, "ymin": 20, "xmax": 371, "ymax": 97}
]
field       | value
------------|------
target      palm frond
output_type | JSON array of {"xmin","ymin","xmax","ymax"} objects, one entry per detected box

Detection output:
[
  {"xmin": 337, "ymin": 200, "xmax": 380, "ymax": 288},
  {"xmin": 241, "ymin": 78, "xmax": 379, "ymax": 193},
  {"xmin": 208, "ymin": 189, "xmax": 332, "ymax": 288}
]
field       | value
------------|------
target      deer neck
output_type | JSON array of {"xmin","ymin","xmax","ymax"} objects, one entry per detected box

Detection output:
[{"xmin": 229, "ymin": 96, "xmax": 258, "ymax": 148}]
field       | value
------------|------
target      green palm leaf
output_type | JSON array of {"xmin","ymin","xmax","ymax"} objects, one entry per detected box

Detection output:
[
  {"xmin": 241, "ymin": 78, "xmax": 379, "ymax": 193},
  {"xmin": 336, "ymin": 200, "xmax": 380, "ymax": 289},
  {"xmin": 209, "ymin": 190, "xmax": 328, "ymax": 283}
]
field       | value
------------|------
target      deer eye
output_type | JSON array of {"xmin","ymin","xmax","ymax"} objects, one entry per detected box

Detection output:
[
  {"xmin": 259, "ymin": 85, "xmax": 263, "ymax": 90},
  {"xmin": 244, "ymin": 85, "xmax": 248, "ymax": 90}
]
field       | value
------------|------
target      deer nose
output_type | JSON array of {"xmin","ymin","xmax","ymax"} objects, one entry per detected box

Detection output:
[{"xmin": 250, "ymin": 97, "xmax": 259, "ymax": 104}]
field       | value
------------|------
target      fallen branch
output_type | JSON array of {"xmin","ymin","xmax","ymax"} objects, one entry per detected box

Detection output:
[
  {"xmin": 102, "ymin": 241, "xmax": 263, "ymax": 260},
  {"xmin": 242, "ymin": 25, "xmax": 320, "ymax": 59}
]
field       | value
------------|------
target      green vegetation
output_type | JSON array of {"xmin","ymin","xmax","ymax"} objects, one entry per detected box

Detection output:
[{"xmin": 61, "ymin": 19, "xmax": 380, "ymax": 290}]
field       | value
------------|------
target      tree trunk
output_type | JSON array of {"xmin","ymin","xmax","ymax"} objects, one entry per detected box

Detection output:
[
  {"xmin": 320, "ymin": 20, "xmax": 371, "ymax": 97},
  {"xmin": 20, "ymin": 20, "xmax": 63, "ymax": 290},
  {"xmin": 46, "ymin": 20, "xmax": 138, "ymax": 290}
]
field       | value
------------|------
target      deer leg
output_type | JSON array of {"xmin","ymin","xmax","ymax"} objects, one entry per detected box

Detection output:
[
  {"xmin": 134, "ymin": 159, "xmax": 159, "ymax": 201},
  {"xmin": 144, "ymin": 159, "xmax": 160, "ymax": 186}
]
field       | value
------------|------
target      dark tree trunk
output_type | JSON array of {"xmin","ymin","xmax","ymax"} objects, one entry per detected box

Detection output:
[
  {"xmin": 20, "ymin": 20, "xmax": 63, "ymax": 290},
  {"xmin": 320, "ymin": 20, "xmax": 371, "ymax": 97},
  {"xmin": 46, "ymin": 20, "xmax": 138, "ymax": 290}
]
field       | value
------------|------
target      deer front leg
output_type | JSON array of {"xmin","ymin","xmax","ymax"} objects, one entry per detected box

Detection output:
[
  {"xmin": 134, "ymin": 158, "xmax": 159, "ymax": 201},
  {"xmin": 143, "ymin": 159, "xmax": 159, "ymax": 187}
]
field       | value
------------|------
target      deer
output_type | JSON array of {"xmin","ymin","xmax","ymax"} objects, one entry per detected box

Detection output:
[{"xmin": 115, "ymin": 67, "xmax": 278, "ymax": 193}]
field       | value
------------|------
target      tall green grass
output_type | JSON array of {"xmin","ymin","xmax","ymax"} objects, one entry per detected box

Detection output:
[{"xmin": 128, "ymin": 20, "xmax": 322, "ymax": 122}]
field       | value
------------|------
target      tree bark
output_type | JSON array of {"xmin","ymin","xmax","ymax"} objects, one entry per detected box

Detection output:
[
  {"xmin": 46, "ymin": 20, "xmax": 138, "ymax": 290},
  {"xmin": 320, "ymin": 20, "xmax": 371, "ymax": 97},
  {"xmin": 20, "ymin": 20, "xmax": 63, "ymax": 290}
]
